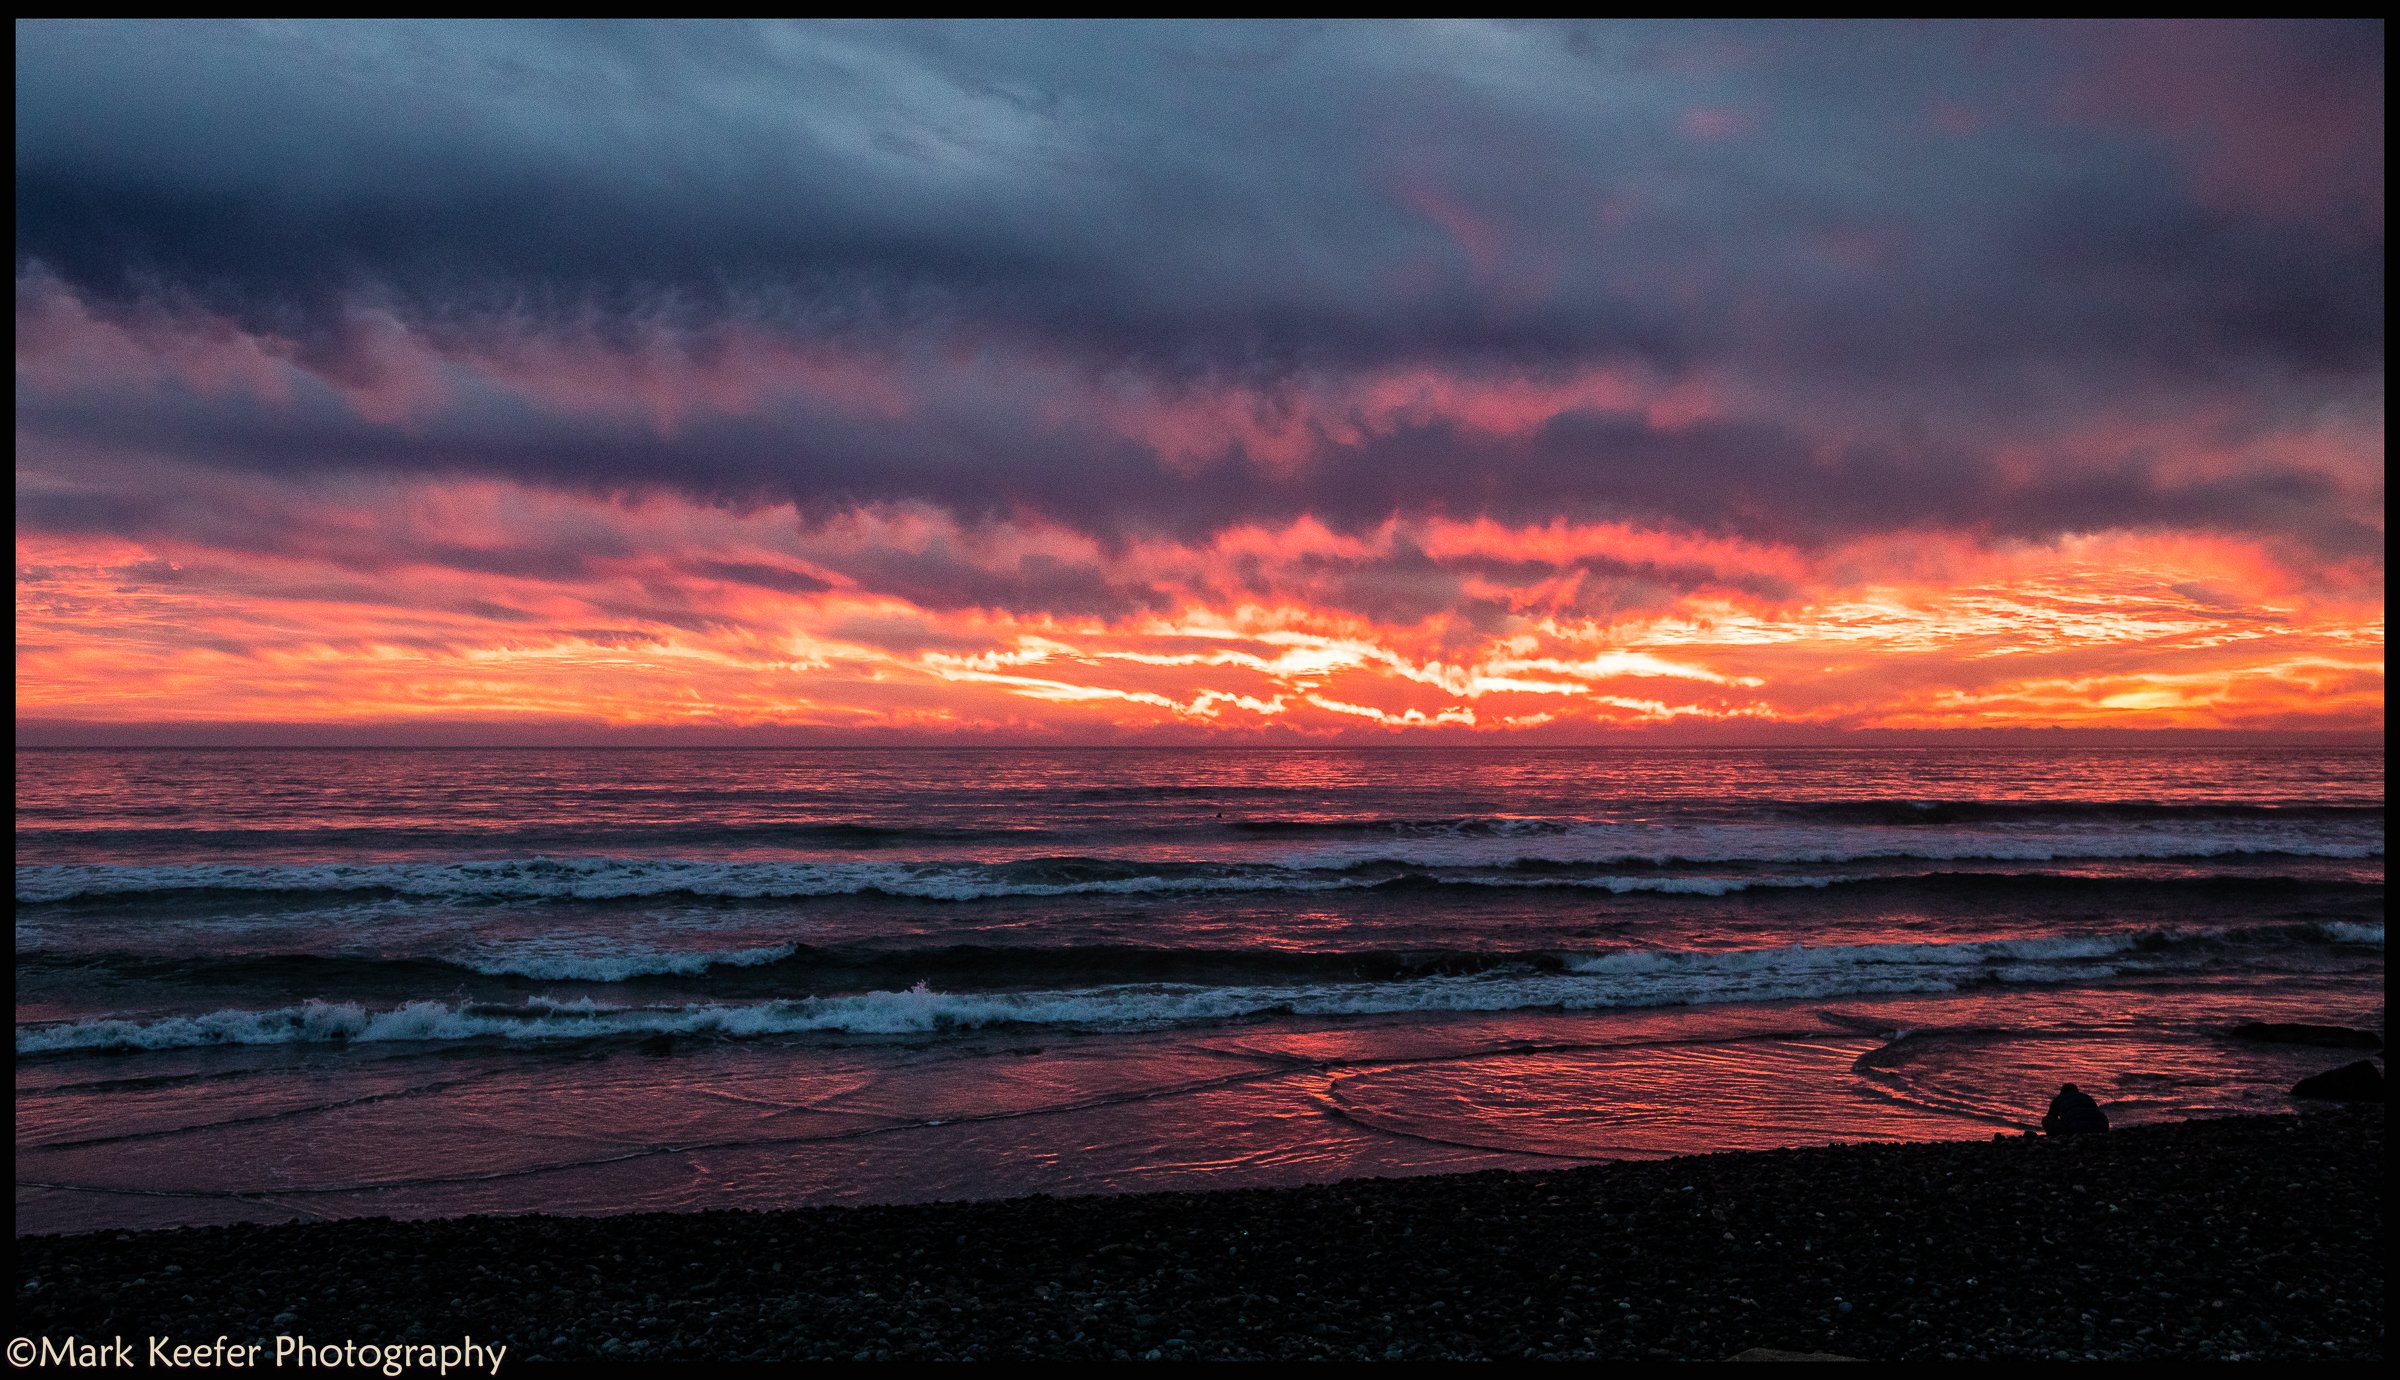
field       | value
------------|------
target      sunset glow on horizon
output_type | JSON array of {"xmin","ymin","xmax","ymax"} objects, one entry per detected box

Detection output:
[
  {"xmin": 16, "ymin": 496, "xmax": 2385, "ymax": 739},
  {"xmin": 14, "ymin": 21, "xmax": 2384, "ymax": 742}
]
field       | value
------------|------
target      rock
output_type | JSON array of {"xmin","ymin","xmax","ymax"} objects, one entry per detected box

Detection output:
[
  {"xmin": 2229, "ymin": 1023, "xmax": 2382, "ymax": 1050},
  {"xmin": 2291, "ymin": 1061, "xmax": 2384, "ymax": 1102}
]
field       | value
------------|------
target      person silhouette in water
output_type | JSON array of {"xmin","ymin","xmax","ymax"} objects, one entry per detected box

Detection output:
[{"xmin": 2042, "ymin": 1082, "xmax": 2109, "ymax": 1137}]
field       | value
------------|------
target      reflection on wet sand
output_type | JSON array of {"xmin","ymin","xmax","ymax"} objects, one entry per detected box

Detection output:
[{"xmin": 17, "ymin": 974, "xmax": 2378, "ymax": 1236}]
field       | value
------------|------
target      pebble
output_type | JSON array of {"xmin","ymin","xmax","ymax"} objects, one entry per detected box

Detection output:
[{"xmin": 12, "ymin": 1109, "xmax": 2379, "ymax": 1362}]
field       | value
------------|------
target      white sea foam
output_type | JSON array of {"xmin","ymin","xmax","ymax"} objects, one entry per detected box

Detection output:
[
  {"xmin": 1561, "ymin": 933, "xmax": 2137, "ymax": 976},
  {"xmin": 14, "ymin": 933, "xmax": 2190, "ymax": 1054},
  {"xmin": 2312, "ymin": 920, "xmax": 2385, "ymax": 946},
  {"xmin": 1279, "ymin": 820, "xmax": 2384, "ymax": 872},
  {"xmin": 8, "ymin": 858, "xmax": 1853, "ymax": 904},
  {"xmin": 14, "ymin": 822, "xmax": 2378, "ymax": 906}
]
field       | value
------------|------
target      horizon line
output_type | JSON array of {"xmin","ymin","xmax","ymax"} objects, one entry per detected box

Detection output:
[{"xmin": 16, "ymin": 728, "xmax": 2385, "ymax": 752}]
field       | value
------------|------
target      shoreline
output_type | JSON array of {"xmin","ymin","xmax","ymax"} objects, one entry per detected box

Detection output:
[{"xmin": 14, "ymin": 1109, "xmax": 2382, "ymax": 1362}]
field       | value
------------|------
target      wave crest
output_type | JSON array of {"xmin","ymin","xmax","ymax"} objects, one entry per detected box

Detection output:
[{"xmin": 22, "ymin": 927, "xmax": 2373, "ymax": 1055}]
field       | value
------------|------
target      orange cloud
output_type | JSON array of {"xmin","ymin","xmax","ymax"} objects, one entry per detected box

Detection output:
[{"xmin": 15, "ymin": 483, "xmax": 2383, "ymax": 740}]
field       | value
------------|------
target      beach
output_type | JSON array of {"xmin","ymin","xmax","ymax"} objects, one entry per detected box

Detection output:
[
  {"xmin": 15, "ymin": 1109, "xmax": 2382, "ymax": 1362},
  {"xmin": 15, "ymin": 747, "xmax": 2386, "ymax": 1359},
  {"xmin": 15, "ymin": 16, "xmax": 2391, "ymax": 1369}
]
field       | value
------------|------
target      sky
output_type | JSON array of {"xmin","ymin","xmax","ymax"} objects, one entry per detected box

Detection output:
[{"xmin": 13, "ymin": 19, "xmax": 2385, "ymax": 744}]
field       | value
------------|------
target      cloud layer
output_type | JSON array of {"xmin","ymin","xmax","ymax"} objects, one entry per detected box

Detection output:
[{"xmin": 14, "ymin": 20, "xmax": 2385, "ymax": 737}]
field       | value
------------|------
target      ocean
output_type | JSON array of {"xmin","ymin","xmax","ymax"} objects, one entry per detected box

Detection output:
[{"xmin": 14, "ymin": 746, "xmax": 2384, "ymax": 1236}]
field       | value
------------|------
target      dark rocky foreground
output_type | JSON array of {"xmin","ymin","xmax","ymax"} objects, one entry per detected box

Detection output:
[{"xmin": 14, "ymin": 1110, "xmax": 2382, "ymax": 1363}]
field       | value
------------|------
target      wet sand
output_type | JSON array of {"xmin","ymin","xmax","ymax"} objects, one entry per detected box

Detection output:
[{"xmin": 13, "ymin": 1109, "xmax": 2381, "ymax": 1362}]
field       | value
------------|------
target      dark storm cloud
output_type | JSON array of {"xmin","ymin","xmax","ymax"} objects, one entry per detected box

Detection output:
[
  {"xmin": 19, "ymin": 373, "xmax": 2381, "ymax": 561},
  {"xmin": 14, "ymin": 19, "xmax": 1696, "ymax": 375},
  {"xmin": 13, "ymin": 18, "xmax": 2386, "ymax": 555}
]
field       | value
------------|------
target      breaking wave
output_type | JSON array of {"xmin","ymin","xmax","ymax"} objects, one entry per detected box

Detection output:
[
  {"xmin": 17, "ymin": 927, "xmax": 2378, "ymax": 1055},
  {"xmin": 15, "ymin": 829, "xmax": 2380, "ymax": 906}
]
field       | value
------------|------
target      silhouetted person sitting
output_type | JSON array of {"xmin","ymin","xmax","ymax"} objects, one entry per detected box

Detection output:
[{"xmin": 2041, "ymin": 1082, "xmax": 2109, "ymax": 1137}]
